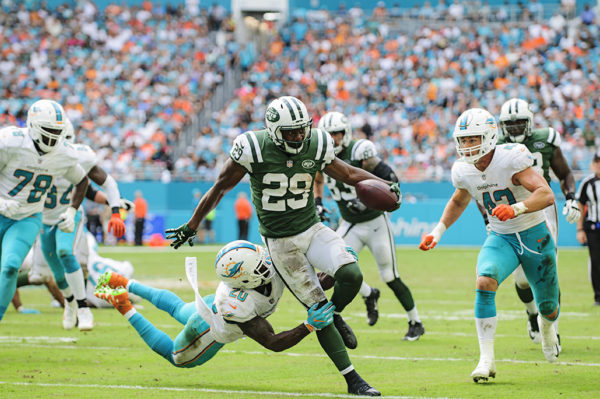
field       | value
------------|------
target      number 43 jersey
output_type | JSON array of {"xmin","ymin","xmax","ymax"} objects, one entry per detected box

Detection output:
[
  {"xmin": 230, "ymin": 128, "xmax": 335, "ymax": 238},
  {"xmin": 452, "ymin": 143, "xmax": 546, "ymax": 234},
  {"xmin": 0, "ymin": 127, "xmax": 85, "ymax": 221}
]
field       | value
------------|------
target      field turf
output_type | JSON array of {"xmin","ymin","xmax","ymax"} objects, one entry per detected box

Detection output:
[{"xmin": 1, "ymin": 246, "xmax": 599, "ymax": 398}]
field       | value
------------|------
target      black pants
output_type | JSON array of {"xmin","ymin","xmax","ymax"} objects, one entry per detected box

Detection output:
[
  {"xmin": 238, "ymin": 219, "xmax": 249, "ymax": 241},
  {"xmin": 135, "ymin": 218, "xmax": 145, "ymax": 246},
  {"xmin": 584, "ymin": 227, "xmax": 600, "ymax": 303}
]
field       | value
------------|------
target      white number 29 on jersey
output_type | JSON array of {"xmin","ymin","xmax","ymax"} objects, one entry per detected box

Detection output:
[{"xmin": 262, "ymin": 173, "xmax": 312, "ymax": 211}]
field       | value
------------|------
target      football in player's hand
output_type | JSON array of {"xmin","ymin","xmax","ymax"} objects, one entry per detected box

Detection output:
[{"xmin": 355, "ymin": 179, "xmax": 399, "ymax": 212}]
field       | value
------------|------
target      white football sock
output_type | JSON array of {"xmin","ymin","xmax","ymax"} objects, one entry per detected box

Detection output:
[
  {"xmin": 476, "ymin": 316, "xmax": 497, "ymax": 359},
  {"xmin": 407, "ymin": 307, "xmax": 421, "ymax": 323},
  {"xmin": 65, "ymin": 269, "xmax": 86, "ymax": 301},
  {"xmin": 359, "ymin": 282, "xmax": 372, "ymax": 298},
  {"xmin": 524, "ymin": 300, "xmax": 538, "ymax": 315}
]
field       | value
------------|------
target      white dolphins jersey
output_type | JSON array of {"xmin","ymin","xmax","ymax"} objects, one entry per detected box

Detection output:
[
  {"xmin": 452, "ymin": 143, "xmax": 546, "ymax": 234},
  {"xmin": 209, "ymin": 273, "xmax": 285, "ymax": 344},
  {"xmin": 43, "ymin": 144, "xmax": 97, "ymax": 225},
  {"xmin": 0, "ymin": 127, "xmax": 86, "ymax": 220}
]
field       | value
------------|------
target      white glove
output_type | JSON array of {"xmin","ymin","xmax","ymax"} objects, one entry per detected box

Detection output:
[
  {"xmin": 0, "ymin": 198, "xmax": 19, "ymax": 218},
  {"xmin": 58, "ymin": 207, "xmax": 77, "ymax": 232},
  {"xmin": 562, "ymin": 199, "xmax": 581, "ymax": 224},
  {"xmin": 119, "ymin": 198, "xmax": 135, "ymax": 212}
]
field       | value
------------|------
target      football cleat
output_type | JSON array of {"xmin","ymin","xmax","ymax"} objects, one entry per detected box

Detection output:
[
  {"xmin": 471, "ymin": 357, "xmax": 496, "ymax": 383},
  {"xmin": 539, "ymin": 315, "xmax": 560, "ymax": 363},
  {"xmin": 347, "ymin": 376, "xmax": 381, "ymax": 396},
  {"xmin": 403, "ymin": 321, "xmax": 425, "ymax": 341},
  {"xmin": 62, "ymin": 300, "xmax": 78, "ymax": 330},
  {"xmin": 94, "ymin": 286, "xmax": 133, "ymax": 315},
  {"xmin": 334, "ymin": 313, "xmax": 358, "ymax": 349},
  {"xmin": 77, "ymin": 307, "xmax": 94, "ymax": 331},
  {"xmin": 96, "ymin": 271, "xmax": 129, "ymax": 290},
  {"xmin": 364, "ymin": 288, "xmax": 380, "ymax": 326},
  {"xmin": 527, "ymin": 311, "xmax": 541, "ymax": 344}
]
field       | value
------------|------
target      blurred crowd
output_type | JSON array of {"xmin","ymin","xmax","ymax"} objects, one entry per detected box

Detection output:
[
  {"xmin": 0, "ymin": 1, "xmax": 598, "ymax": 182},
  {"xmin": 0, "ymin": 0, "xmax": 239, "ymax": 181}
]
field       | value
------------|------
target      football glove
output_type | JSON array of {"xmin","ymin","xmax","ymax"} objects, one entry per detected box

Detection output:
[
  {"xmin": 389, "ymin": 182, "xmax": 402, "ymax": 210},
  {"xmin": 492, "ymin": 202, "xmax": 527, "ymax": 221},
  {"xmin": 120, "ymin": 198, "xmax": 135, "ymax": 212},
  {"xmin": 108, "ymin": 212, "xmax": 125, "ymax": 238},
  {"xmin": 562, "ymin": 199, "xmax": 580, "ymax": 224},
  {"xmin": 0, "ymin": 198, "xmax": 19, "ymax": 219},
  {"xmin": 165, "ymin": 223, "xmax": 196, "ymax": 249},
  {"xmin": 315, "ymin": 197, "xmax": 330, "ymax": 222},
  {"xmin": 58, "ymin": 207, "xmax": 77, "ymax": 233},
  {"xmin": 346, "ymin": 198, "xmax": 367, "ymax": 214},
  {"xmin": 419, "ymin": 222, "xmax": 446, "ymax": 251},
  {"xmin": 304, "ymin": 301, "xmax": 335, "ymax": 332}
]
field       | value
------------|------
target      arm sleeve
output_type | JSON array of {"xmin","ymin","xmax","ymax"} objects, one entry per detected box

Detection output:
[
  {"xmin": 85, "ymin": 184, "xmax": 100, "ymax": 202},
  {"xmin": 372, "ymin": 161, "xmax": 398, "ymax": 182},
  {"xmin": 101, "ymin": 174, "xmax": 121, "ymax": 209}
]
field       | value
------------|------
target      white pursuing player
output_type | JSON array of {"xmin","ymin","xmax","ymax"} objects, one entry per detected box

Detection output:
[
  {"xmin": 0, "ymin": 99, "xmax": 89, "ymax": 323},
  {"xmin": 420, "ymin": 108, "xmax": 560, "ymax": 382},
  {"xmin": 39, "ymin": 118, "xmax": 126, "ymax": 330}
]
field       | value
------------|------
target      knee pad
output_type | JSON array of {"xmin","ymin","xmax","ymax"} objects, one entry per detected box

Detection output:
[
  {"xmin": 334, "ymin": 262, "xmax": 363, "ymax": 287},
  {"xmin": 537, "ymin": 300, "xmax": 558, "ymax": 318}
]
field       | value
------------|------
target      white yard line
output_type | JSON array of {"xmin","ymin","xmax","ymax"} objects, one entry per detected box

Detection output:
[
  {"xmin": 0, "ymin": 381, "xmax": 456, "ymax": 399},
  {"xmin": 1, "ymin": 341, "xmax": 599, "ymax": 368}
]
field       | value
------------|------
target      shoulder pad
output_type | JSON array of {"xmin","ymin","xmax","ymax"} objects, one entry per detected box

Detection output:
[
  {"xmin": 0, "ymin": 127, "xmax": 26, "ymax": 148},
  {"xmin": 546, "ymin": 128, "xmax": 561, "ymax": 147},
  {"xmin": 351, "ymin": 139, "xmax": 377, "ymax": 161},
  {"xmin": 74, "ymin": 144, "xmax": 98, "ymax": 173},
  {"xmin": 230, "ymin": 131, "xmax": 263, "ymax": 172},
  {"xmin": 314, "ymin": 129, "xmax": 335, "ymax": 167},
  {"xmin": 508, "ymin": 143, "xmax": 534, "ymax": 172},
  {"xmin": 451, "ymin": 160, "xmax": 469, "ymax": 189}
]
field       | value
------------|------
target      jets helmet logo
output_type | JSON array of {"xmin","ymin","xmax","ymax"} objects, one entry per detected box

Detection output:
[{"xmin": 265, "ymin": 107, "xmax": 280, "ymax": 123}]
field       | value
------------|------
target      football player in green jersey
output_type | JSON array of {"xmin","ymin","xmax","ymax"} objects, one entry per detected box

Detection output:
[
  {"xmin": 166, "ymin": 96, "xmax": 402, "ymax": 397},
  {"xmin": 478, "ymin": 98, "xmax": 579, "ymax": 345},
  {"xmin": 314, "ymin": 111, "xmax": 424, "ymax": 341}
]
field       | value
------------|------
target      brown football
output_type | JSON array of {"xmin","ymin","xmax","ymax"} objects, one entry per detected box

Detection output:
[{"xmin": 355, "ymin": 179, "xmax": 399, "ymax": 212}]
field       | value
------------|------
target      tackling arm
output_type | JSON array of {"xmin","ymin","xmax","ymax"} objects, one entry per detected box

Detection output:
[{"xmin": 239, "ymin": 316, "xmax": 312, "ymax": 353}]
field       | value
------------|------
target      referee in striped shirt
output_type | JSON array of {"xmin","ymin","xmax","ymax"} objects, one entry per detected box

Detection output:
[{"xmin": 576, "ymin": 152, "xmax": 600, "ymax": 306}]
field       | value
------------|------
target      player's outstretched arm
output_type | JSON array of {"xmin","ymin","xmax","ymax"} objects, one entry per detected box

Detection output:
[
  {"xmin": 166, "ymin": 159, "xmax": 246, "ymax": 248},
  {"xmin": 240, "ymin": 302, "xmax": 335, "ymax": 352},
  {"xmin": 420, "ymin": 188, "xmax": 471, "ymax": 251}
]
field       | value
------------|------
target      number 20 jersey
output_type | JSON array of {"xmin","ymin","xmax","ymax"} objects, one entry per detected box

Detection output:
[
  {"xmin": 451, "ymin": 143, "xmax": 545, "ymax": 234},
  {"xmin": 0, "ymin": 127, "xmax": 85, "ymax": 221},
  {"xmin": 230, "ymin": 128, "xmax": 335, "ymax": 238}
]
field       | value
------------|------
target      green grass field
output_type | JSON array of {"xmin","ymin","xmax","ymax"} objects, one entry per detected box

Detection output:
[{"xmin": 1, "ymin": 246, "xmax": 599, "ymax": 399}]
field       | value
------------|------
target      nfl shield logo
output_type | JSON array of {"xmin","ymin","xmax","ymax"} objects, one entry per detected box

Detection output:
[{"xmin": 286, "ymin": 160, "xmax": 293, "ymax": 168}]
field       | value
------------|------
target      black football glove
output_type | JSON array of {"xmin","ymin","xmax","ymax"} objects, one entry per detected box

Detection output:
[
  {"xmin": 165, "ymin": 223, "xmax": 196, "ymax": 249},
  {"xmin": 346, "ymin": 198, "xmax": 367, "ymax": 214}
]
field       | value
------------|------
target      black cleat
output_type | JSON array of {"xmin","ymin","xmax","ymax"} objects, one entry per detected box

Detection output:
[
  {"xmin": 403, "ymin": 321, "xmax": 425, "ymax": 341},
  {"xmin": 334, "ymin": 313, "xmax": 358, "ymax": 349},
  {"xmin": 364, "ymin": 288, "xmax": 380, "ymax": 326},
  {"xmin": 348, "ymin": 380, "xmax": 381, "ymax": 396}
]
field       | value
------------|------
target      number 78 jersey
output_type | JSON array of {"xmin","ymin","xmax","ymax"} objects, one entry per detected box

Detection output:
[
  {"xmin": 230, "ymin": 128, "xmax": 335, "ymax": 238},
  {"xmin": 0, "ymin": 127, "xmax": 85, "ymax": 221},
  {"xmin": 451, "ymin": 143, "xmax": 546, "ymax": 234}
]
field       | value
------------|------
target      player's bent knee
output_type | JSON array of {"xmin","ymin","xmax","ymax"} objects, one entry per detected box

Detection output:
[
  {"xmin": 335, "ymin": 262, "xmax": 363, "ymax": 287},
  {"xmin": 538, "ymin": 301, "xmax": 559, "ymax": 320},
  {"xmin": 2, "ymin": 253, "xmax": 23, "ymax": 272},
  {"xmin": 476, "ymin": 275, "xmax": 498, "ymax": 291},
  {"xmin": 380, "ymin": 269, "xmax": 396, "ymax": 283}
]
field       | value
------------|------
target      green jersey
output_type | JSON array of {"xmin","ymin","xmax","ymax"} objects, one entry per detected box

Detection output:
[
  {"xmin": 324, "ymin": 139, "xmax": 383, "ymax": 224},
  {"xmin": 230, "ymin": 128, "xmax": 335, "ymax": 238},
  {"xmin": 498, "ymin": 127, "xmax": 561, "ymax": 184}
]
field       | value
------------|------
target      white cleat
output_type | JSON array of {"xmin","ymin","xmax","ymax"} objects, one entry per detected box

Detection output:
[
  {"xmin": 539, "ymin": 315, "xmax": 560, "ymax": 363},
  {"xmin": 77, "ymin": 307, "xmax": 94, "ymax": 331},
  {"xmin": 471, "ymin": 357, "xmax": 496, "ymax": 383},
  {"xmin": 62, "ymin": 300, "xmax": 78, "ymax": 330}
]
